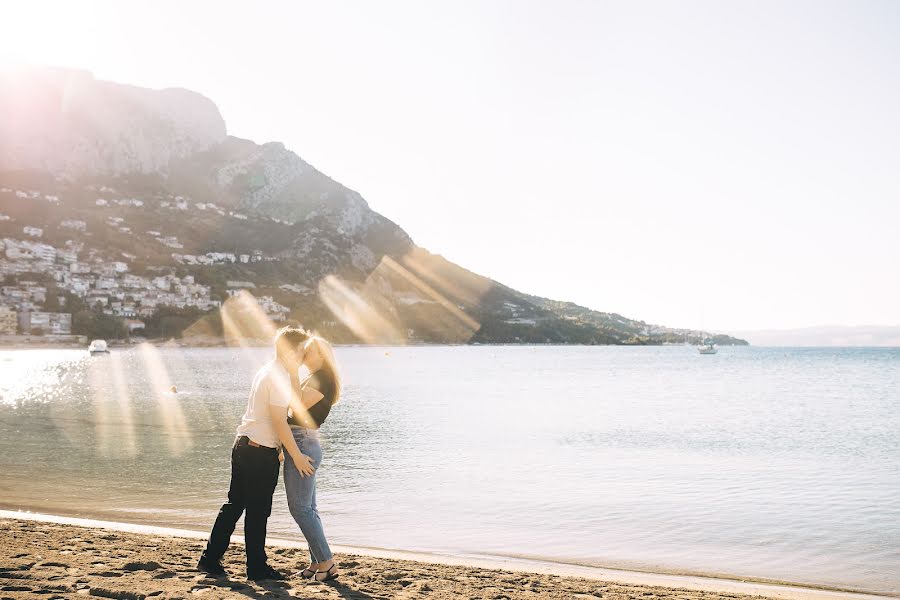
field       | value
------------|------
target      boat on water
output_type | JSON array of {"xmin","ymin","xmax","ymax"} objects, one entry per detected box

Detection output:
[
  {"xmin": 88, "ymin": 339, "xmax": 110, "ymax": 355},
  {"xmin": 697, "ymin": 339, "xmax": 717, "ymax": 354}
]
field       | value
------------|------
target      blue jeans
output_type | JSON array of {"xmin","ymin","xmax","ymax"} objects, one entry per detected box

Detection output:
[{"xmin": 283, "ymin": 427, "xmax": 333, "ymax": 563}]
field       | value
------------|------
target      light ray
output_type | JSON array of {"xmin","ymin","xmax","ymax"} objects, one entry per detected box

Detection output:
[
  {"xmin": 381, "ymin": 256, "xmax": 480, "ymax": 332},
  {"xmin": 221, "ymin": 290, "xmax": 276, "ymax": 374},
  {"xmin": 400, "ymin": 247, "xmax": 492, "ymax": 308},
  {"xmin": 318, "ymin": 275, "xmax": 406, "ymax": 344},
  {"xmin": 108, "ymin": 351, "xmax": 137, "ymax": 457},
  {"xmin": 137, "ymin": 343, "xmax": 193, "ymax": 456},
  {"xmin": 87, "ymin": 356, "xmax": 114, "ymax": 457}
]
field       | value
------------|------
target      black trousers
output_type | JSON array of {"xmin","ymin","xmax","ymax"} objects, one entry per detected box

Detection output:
[{"xmin": 202, "ymin": 438, "xmax": 280, "ymax": 571}]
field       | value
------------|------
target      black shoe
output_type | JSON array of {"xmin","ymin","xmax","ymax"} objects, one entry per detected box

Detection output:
[
  {"xmin": 248, "ymin": 565, "xmax": 285, "ymax": 582},
  {"xmin": 197, "ymin": 556, "xmax": 227, "ymax": 576}
]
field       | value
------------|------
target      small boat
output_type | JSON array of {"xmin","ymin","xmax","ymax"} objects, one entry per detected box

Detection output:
[
  {"xmin": 697, "ymin": 339, "xmax": 717, "ymax": 354},
  {"xmin": 88, "ymin": 339, "xmax": 110, "ymax": 355}
]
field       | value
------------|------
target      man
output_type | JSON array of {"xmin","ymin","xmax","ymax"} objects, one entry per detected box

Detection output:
[{"xmin": 198, "ymin": 326, "xmax": 316, "ymax": 581}]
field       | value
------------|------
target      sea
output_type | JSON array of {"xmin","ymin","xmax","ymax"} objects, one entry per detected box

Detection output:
[{"xmin": 0, "ymin": 345, "xmax": 897, "ymax": 594}]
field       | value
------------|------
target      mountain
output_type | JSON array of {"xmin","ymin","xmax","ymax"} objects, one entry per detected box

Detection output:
[
  {"xmin": 0, "ymin": 67, "xmax": 225, "ymax": 175},
  {"xmin": 0, "ymin": 66, "xmax": 747, "ymax": 346},
  {"xmin": 727, "ymin": 325, "xmax": 900, "ymax": 347}
]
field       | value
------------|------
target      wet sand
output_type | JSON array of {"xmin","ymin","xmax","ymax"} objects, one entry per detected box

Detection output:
[{"xmin": 0, "ymin": 516, "xmax": 889, "ymax": 600}]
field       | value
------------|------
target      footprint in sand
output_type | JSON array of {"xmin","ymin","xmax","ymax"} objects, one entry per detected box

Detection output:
[
  {"xmin": 221, "ymin": 582, "xmax": 247, "ymax": 591},
  {"xmin": 151, "ymin": 571, "xmax": 176, "ymax": 579},
  {"xmin": 85, "ymin": 586, "xmax": 145, "ymax": 600},
  {"xmin": 122, "ymin": 561, "xmax": 162, "ymax": 572}
]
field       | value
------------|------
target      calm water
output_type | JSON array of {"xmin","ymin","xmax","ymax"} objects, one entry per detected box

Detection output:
[{"xmin": 0, "ymin": 345, "xmax": 898, "ymax": 593}]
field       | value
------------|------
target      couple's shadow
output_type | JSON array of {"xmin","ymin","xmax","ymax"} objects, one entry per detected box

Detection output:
[{"xmin": 230, "ymin": 575, "xmax": 376, "ymax": 600}]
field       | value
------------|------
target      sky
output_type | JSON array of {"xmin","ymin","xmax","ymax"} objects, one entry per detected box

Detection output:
[{"xmin": 2, "ymin": 0, "xmax": 898, "ymax": 332}]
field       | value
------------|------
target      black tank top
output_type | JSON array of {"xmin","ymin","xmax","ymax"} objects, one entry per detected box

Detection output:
[{"xmin": 287, "ymin": 367, "xmax": 335, "ymax": 429}]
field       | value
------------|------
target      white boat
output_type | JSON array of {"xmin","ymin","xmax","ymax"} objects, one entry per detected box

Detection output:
[
  {"xmin": 697, "ymin": 339, "xmax": 717, "ymax": 354},
  {"xmin": 88, "ymin": 339, "xmax": 110, "ymax": 354}
]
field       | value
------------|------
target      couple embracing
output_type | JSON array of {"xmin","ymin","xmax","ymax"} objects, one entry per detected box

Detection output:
[{"xmin": 197, "ymin": 327, "xmax": 341, "ymax": 583}]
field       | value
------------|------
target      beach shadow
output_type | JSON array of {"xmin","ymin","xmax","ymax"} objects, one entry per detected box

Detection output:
[
  {"xmin": 231, "ymin": 579, "xmax": 293, "ymax": 599},
  {"xmin": 230, "ymin": 579, "xmax": 376, "ymax": 600},
  {"xmin": 186, "ymin": 569, "xmax": 292, "ymax": 599},
  {"xmin": 331, "ymin": 583, "xmax": 377, "ymax": 600}
]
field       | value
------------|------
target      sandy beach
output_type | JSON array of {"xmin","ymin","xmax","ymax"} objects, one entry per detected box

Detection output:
[{"xmin": 3, "ymin": 514, "xmax": 890, "ymax": 600}]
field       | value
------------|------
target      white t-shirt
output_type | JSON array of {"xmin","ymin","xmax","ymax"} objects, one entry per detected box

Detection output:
[{"xmin": 235, "ymin": 359, "xmax": 292, "ymax": 448}]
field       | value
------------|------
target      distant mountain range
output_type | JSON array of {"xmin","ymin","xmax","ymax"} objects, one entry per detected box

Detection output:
[
  {"xmin": 0, "ymin": 66, "xmax": 747, "ymax": 346},
  {"xmin": 726, "ymin": 325, "xmax": 900, "ymax": 347}
]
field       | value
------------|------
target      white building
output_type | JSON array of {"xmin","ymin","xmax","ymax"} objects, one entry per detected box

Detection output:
[
  {"xmin": 125, "ymin": 319, "xmax": 146, "ymax": 333},
  {"xmin": 60, "ymin": 220, "xmax": 87, "ymax": 231},
  {"xmin": 96, "ymin": 276, "xmax": 117, "ymax": 290},
  {"xmin": 19, "ymin": 311, "xmax": 72, "ymax": 335},
  {"xmin": 159, "ymin": 236, "xmax": 183, "ymax": 249},
  {"xmin": 207, "ymin": 252, "xmax": 236, "ymax": 263},
  {"xmin": 30, "ymin": 243, "xmax": 56, "ymax": 262},
  {"xmin": 153, "ymin": 276, "xmax": 172, "ymax": 290},
  {"xmin": 258, "ymin": 296, "xmax": 290, "ymax": 321}
]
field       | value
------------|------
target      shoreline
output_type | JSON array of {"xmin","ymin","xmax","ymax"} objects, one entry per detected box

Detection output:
[
  {"xmin": 0, "ymin": 339, "xmax": 754, "ymax": 349},
  {"xmin": 2, "ymin": 510, "xmax": 894, "ymax": 600},
  {"xmin": 5, "ymin": 342, "xmax": 899, "ymax": 351}
]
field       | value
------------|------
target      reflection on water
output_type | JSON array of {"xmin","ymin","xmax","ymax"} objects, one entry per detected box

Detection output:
[{"xmin": 0, "ymin": 346, "xmax": 898, "ymax": 593}]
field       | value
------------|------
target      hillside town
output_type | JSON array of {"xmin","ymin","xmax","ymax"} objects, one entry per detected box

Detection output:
[{"xmin": 0, "ymin": 185, "xmax": 291, "ymax": 341}]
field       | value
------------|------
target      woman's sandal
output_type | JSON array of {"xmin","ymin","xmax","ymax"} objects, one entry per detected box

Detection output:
[
  {"xmin": 300, "ymin": 567, "xmax": 316, "ymax": 579},
  {"xmin": 314, "ymin": 564, "xmax": 339, "ymax": 582}
]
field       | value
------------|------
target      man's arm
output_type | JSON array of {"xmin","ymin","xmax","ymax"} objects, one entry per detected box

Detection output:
[
  {"xmin": 286, "ymin": 376, "xmax": 324, "ymax": 421},
  {"xmin": 270, "ymin": 404, "xmax": 315, "ymax": 476}
]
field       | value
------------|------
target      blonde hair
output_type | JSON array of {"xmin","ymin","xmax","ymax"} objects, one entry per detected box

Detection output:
[{"xmin": 305, "ymin": 335, "xmax": 342, "ymax": 404}]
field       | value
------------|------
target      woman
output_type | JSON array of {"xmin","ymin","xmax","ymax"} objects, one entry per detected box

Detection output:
[{"xmin": 283, "ymin": 335, "xmax": 342, "ymax": 582}]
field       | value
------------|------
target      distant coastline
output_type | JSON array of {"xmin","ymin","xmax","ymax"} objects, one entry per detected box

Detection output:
[{"xmin": 726, "ymin": 325, "xmax": 900, "ymax": 347}]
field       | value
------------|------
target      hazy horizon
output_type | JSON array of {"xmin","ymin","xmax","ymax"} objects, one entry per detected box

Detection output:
[{"xmin": 2, "ymin": 1, "xmax": 898, "ymax": 332}]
